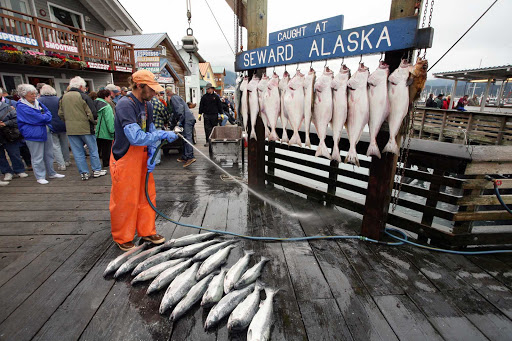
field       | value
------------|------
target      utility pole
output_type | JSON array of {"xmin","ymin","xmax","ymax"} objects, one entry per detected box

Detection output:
[
  {"xmin": 360, "ymin": 0, "xmax": 422, "ymax": 240},
  {"xmin": 246, "ymin": 0, "xmax": 267, "ymax": 189}
]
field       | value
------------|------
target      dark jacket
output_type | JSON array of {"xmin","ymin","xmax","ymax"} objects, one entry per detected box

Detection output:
[
  {"xmin": 199, "ymin": 92, "xmax": 223, "ymax": 116},
  {"xmin": 17, "ymin": 101, "xmax": 52, "ymax": 142},
  {"xmin": 425, "ymin": 97, "xmax": 436, "ymax": 108},
  {"xmin": 0, "ymin": 102, "xmax": 19, "ymax": 144},
  {"xmin": 58, "ymin": 88, "xmax": 97, "ymax": 135},
  {"xmin": 38, "ymin": 95, "xmax": 66, "ymax": 134},
  {"xmin": 169, "ymin": 94, "xmax": 195, "ymax": 128}
]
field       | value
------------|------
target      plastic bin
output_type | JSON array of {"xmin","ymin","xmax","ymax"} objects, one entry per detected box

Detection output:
[{"xmin": 209, "ymin": 126, "xmax": 242, "ymax": 166}]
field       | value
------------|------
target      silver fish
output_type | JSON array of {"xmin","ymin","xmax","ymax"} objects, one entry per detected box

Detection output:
[
  {"xmin": 114, "ymin": 243, "xmax": 166, "ymax": 278},
  {"xmin": 313, "ymin": 67, "xmax": 334, "ymax": 159},
  {"xmin": 330, "ymin": 65, "xmax": 350, "ymax": 162},
  {"xmin": 227, "ymin": 282, "xmax": 263, "ymax": 331},
  {"xmin": 235, "ymin": 74, "xmax": 243, "ymax": 127},
  {"xmin": 234, "ymin": 257, "xmax": 269, "ymax": 290},
  {"xmin": 131, "ymin": 258, "xmax": 185, "ymax": 285},
  {"xmin": 304, "ymin": 68, "xmax": 316, "ymax": 148},
  {"xmin": 204, "ymin": 283, "xmax": 255, "ymax": 330},
  {"xmin": 201, "ymin": 268, "xmax": 228, "ymax": 307},
  {"xmin": 172, "ymin": 232, "xmax": 217, "ymax": 248},
  {"xmin": 367, "ymin": 61, "xmax": 390, "ymax": 159},
  {"xmin": 247, "ymin": 287, "xmax": 279, "ymax": 341},
  {"xmin": 171, "ymin": 239, "xmax": 220, "ymax": 259},
  {"xmin": 247, "ymin": 76, "xmax": 260, "ymax": 140},
  {"xmin": 257, "ymin": 74, "xmax": 271, "ymax": 138},
  {"xmin": 284, "ymin": 70, "xmax": 305, "ymax": 146},
  {"xmin": 170, "ymin": 273, "xmax": 215, "ymax": 321},
  {"xmin": 103, "ymin": 243, "xmax": 148, "ymax": 277},
  {"xmin": 239, "ymin": 76, "xmax": 249, "ymax": 134},
  {"xmin": 159, "ymin": 262, "xmax": 200, "ymax": 314},
  {"xmin": 147, "ymin": 259, "xmax": 193, "ymax": 295},
  {"xmin": 196, "ymin": 245, "xmax": 236, "ymax": 280},
  {"xmin": 263, "ymin": 73, "xmax": 281, "ymax": 141},
  {"xmin": 278, "ymin": 71, "xmax": 290, "ymax": 143},
  {"xmin": 131, "ymin": 247, "xmax": 181, "ymax": 276},
  {"xmin": 224, "ymin": 250, "xmax": 254, "ymax": 294},
  {"xmin": 191, "ymin": 240, "xmax": 237, "ymax": 262}
]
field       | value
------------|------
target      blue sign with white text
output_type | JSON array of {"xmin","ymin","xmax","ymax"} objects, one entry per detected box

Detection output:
[
  {"xmin": 268, "ymin": 15, "xmax": 344, "ymax": 45},
  {"xmin": 235, "ymin": 17, "xmax": 420, "ymax": 71}
]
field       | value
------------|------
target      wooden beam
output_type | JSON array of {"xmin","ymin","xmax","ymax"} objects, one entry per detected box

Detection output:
[
  {"xmin": 361, "ymin": 0, "xmax": 421, "ymax": 241},
  {"xmin": 247, "ymin": 0, "xmax": 267, "ymax": 189}
]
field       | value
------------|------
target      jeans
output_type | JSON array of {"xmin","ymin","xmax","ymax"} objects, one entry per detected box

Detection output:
[
  {"xmin": 68, "ymin": 134, "xmax": 102, "ymax": 174},
  {"xmin": 51, "ymin": 132, "xmax": 70, "ymax": 167},
  {"xmin": 19, "ymin": 140, "xmax": 31, "ymax": 167},
  {"xmin": 182, "ymin": 114, "xmax": 195, "ymax": 160},
  {"xmin": 0, "ymin": 141, "xmax": 25, "ymax": 174},
  {"xmin": 26, "ymin": 138, "xmax": 56, "ymax": 180},
  {"xmin": 220, "ymin": 114, "xmax": 229, "ymax": 126}
]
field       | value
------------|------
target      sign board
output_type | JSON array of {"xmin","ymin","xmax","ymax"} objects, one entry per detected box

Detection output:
[
  {"xmin": 136, "ymin": 50, "xmax": 160, "ymax": 73},
  {"xmin": 87, "ymin": 62, "xmax": 110, "ymax": 70},
  {"xmin": 0, "ymin": 33, "xmax": 38, "ymax": 46},
  {"xmin": 235, "ymin": 17, "xmax": 426, "ymax": 71},
  {"xmin": 115, "ymin": 66, "xmax": 132, "ymax": 73},
  {"xmin": 157, "ymin": 76, "xmax": 174, "ymax": 83},
  {"xmin": 269, "ymin": 15, "xmax": 343, "ymax": 45},
  {"xmin": 44, "ymin": 41, "xmax": 78, "ymax": 53}
]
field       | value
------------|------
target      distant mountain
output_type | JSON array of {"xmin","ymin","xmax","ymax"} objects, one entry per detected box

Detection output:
[{"xmin": 225, "ymin": 70, "xmax": 237, "ymax": 86}]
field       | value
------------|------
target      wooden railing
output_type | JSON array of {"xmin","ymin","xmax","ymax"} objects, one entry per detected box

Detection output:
[
  {"xmin": 266, "ymin": 127, "xmax": 512, "ymax": 249},
  {"xmin": 0, "ymin": 7, "xmax": 135, "ymax": 71},
  {"xmin": 413, "ymin": 108, "xmax": 512, "ymax": 145}
]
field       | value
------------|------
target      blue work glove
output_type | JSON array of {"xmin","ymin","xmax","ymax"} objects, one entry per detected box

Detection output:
[
  {"xmin": 147, "ymin": 146, "xmax": 156, "ymax": 173},
  {"xmin": 158, "ymin": 130, "xmax": 178, "ymax": 143}
]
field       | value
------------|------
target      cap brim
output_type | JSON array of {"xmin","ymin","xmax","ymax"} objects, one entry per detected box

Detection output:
[{"xmin": 147, "ymin": 82, "xmax": 165, "ymax": 93}]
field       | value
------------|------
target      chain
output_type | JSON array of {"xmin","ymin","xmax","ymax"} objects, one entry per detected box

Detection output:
[
  {"xmin": 391, "ymin": 104, "xmax": 417, "ymax": 212},
  {"xmin": 234, "ymin": 0, "xmax": 238, "ymax": 53},
  {"xmin": 186, "ymin": 0, "xmax": 192, "ymax": 27}
]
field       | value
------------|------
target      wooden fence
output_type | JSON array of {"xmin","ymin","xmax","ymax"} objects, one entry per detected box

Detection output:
[
  {"xmin": 266, "ymin": 127, "xmax": 512, "ymax": 249},
  {"xmin": 413, "ymin": 108, "xmax": 512, "ymax": 145},
  {"xmin": 0, "ymin": 7, "xmax": 135, "ymax": 71}
]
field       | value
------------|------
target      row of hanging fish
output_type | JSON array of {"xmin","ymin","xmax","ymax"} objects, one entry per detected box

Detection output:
[
  {"xmin": 103, "ymin": 233, "xmax": 276, "ymax": 340},
  {"xmin": 236, "ymin": 57, "xmax": 428, "ymax": 166}
]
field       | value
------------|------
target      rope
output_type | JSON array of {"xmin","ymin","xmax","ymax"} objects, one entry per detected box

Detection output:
[{"xmin": 204, "ymin": 0, "xmax": 235, "ymax": 55}]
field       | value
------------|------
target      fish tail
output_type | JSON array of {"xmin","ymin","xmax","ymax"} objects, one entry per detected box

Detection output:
[
  {"xmin": 288, "ymin": 132, "xmax": 302, "ymax": 147},
  {"xmin": 331, "ymin": 144, "xmax": 342, "ymax": 162},
  {"xmin": 366, "ymin": 142, "xmax": 382, "ymax": 159},
  {"xmin": 382, "ymin": 138, "xmax": 399, "ymax": 155},
  {"xmin": 305, "ymin": 135, "xmax": 311, "ymax": 148},
  {"xmin": 245, "ymin": 250, "xmax": 255, "ymax": 256},
  {"xmin": 281, "ymin": 129, "xmax": 289, "ymax": 143},
  {"xmin": 268, "ymin": 129, "xmax": 279, "ymax": 141},
  {"xmin": 315, "ymin": 141, "xmax": 332, "ymax": 160},
  {"xmin": 344, "ymin": 147, "xmax": 360, "ymax": 167},
  {"xmin": 250, "ymin": 129, "xmax": 257, "ymax": 141}
]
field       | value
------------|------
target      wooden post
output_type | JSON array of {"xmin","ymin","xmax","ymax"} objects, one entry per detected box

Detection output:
[
  {"xmin": 480, "ymin": 79, "xmax": 491, "ymax": 112},
  {"xmin": 448, "ymin": 79, "xmax": 457, "ymax": 109},
  {"xmin": 360, "ymin": 0, "xmax": 421, "ymax": 240},
  {"xmin": 32, "ymin": 17, "xmax": 45, "ymax": 54},
  {"xmin": 267, "ymin": 141, "xmax": 275, "ymax": 188},
  {"xmin": 326, "ymin": 160, "xmax": 339, "ymax": 207},
  {"xmin": 247, "ymin": 0, "xmax": 267, "ymax": 189}
]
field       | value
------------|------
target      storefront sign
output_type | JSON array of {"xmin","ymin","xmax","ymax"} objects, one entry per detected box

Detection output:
[
  {"xmin": 235, "ymin": 16, "xmax": 431, "ymax": 71},
  {"xmin": 115, "ymin": 66, "xmax": 132, "ymax": 73},
  {"xmin": 157, "ymin": 76, "xmax": 174, "ymax": 83},
  {"xmin": 136, "ymin": 50, "xmax": 160, "ymax": 73},
  {"xmin": 44, "ymin": 41, "xmax": 78, "ymax": 53},
  {"xmin": 87, "ymin": 62, "xmax": 110, "ymax": 70},
  {"xmin": 269, "ymin": 15, "xmax": 344, "ymax": 45},
  {"xmin": 0, "ymin": 33, "xmax": 38, "ymax": 46}
]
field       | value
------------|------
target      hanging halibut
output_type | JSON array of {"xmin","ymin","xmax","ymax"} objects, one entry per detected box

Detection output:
[
  {"xmin": 257, "ymin": 74, "xmax": 271, "ymax": 138},
  {"xmin": 313, "ymin": 67, "xmax": 334, "ymax": 159},
  {"xmin": 304, "ymin": 68, "xmax": 316, "ymax": 148},
  {"xmin": 239, "ymin": 76, "xmax": 249, "ymax": 134},
  {"xmin": 278, "ymin": 71, "xmax": 290, "ymax": 142},
  {"xmin": 345, "ymin": 63, "xmax": 370, "ymax": 167},
  {"xmin": 330, "ymin": 65, "xmax": 350, "ymax": 162},
  {"xmin": 383, "ymin": 59, "xmax": 411, "ymax": 155},
  {"xmin": 263, "ymin": 73, "xmax": 281, "ymax": 141},
  {"xmin": 283, "ymin": 70, "xmax": 305, "ymax": 146},
  {"xmin": 247, "ymin": 76, "xmax": 260, "ymax": 140},
  {"xmin": 366, "ymin": 61, "xmax": 390, "ymax": 158}
]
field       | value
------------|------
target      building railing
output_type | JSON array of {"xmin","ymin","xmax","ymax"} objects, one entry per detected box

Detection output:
[
  {"xmin": 0, "ymin": 7, "xmax": 135, "ymax": 71},
  {"xmin": 266, "ymin": 127, "xmax": 512, "ymax": 249},
  {"xmin": 413, "ymin": 108, "xmax": 512, "ymax": 145}
]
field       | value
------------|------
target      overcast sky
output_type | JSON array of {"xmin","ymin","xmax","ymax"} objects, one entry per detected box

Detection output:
[{"xmin": 119, "ymin": 0, "xmax": 511, "ymax": 76}]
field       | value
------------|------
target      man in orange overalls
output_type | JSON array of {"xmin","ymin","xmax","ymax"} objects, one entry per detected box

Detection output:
[{"xmin": 109, "ymin": 70, "xmax": 178, "ymax": 251}]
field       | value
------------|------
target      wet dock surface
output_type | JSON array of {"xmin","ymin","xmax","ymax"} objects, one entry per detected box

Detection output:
[{"xmin": 1, "ymin": 133, "xmax": 512, "ymax": 341}]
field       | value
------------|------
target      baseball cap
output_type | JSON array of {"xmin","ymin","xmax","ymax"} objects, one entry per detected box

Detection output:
[
  {"xmin": 132, "ymin": 70, "xmax": 164, "ymax": 92},
  {"xmin": 121, "ymin": 87, "xmax": 128, "ymax": 92}
]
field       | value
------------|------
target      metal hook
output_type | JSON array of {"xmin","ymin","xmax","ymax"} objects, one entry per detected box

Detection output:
[
  {"xmin": 341, "ymin": 57, "xmax": 345, "ymax": 66},
  {"xmin": 359, "ymin": 55, "xmax": 362, "ymax": 64},
  {"xmin": 273, "ymin": 65, "xmax": 276, "ymax": 73},
  {"xmin": 324, "ymin": 60, "xmax": 327, "ymax": 67},
  {"xmin": 284, "ymin": 64, "xmax": 287, "ymax": 72},
  {"xmin": 296, "ymin": 63, "xmax": 299, "ymax": 71},
  {"xmin": 379, "ymin": 52, "xmax": 383, "ymax": 61}
]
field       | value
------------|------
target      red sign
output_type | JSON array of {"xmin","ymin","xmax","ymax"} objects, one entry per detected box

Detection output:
[
  {"xmin": 87, "ymin": 62, "xmax": 110, "ymax": 70},
  {"xmin": 115, "ymin": 66, "xmax": 132, "ymax": 73},
  {"xmin": 44, "ymin": 41, "xmax": 78, "ymax": 53}
]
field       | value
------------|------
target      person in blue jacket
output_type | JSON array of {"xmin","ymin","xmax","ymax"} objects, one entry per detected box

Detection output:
[
  {"xmin": 16, "ymin": 84, "xmax": 65, "ymax": 185},
  {"xmin": 38, "ymin": 84, "xmax": 70, "ymax": 171}
]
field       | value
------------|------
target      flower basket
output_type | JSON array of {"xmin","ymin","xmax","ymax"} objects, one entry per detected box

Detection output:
[
  {"xmin": 0, "ymin": 52, "xmax": 11, "ymax": 63},
  {"xmin": 23, "ymin": 54, "xmax": 42, "ymax": 66},
  {"xmin": 49, "ymin": 60, "xmax": 66, "ymax": 68},
  {"xmin": 68, "ymin": 61, "xmax": 81, "ymax": 69}
]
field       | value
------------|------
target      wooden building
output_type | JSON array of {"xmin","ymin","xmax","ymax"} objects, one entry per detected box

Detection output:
[
  {"xmin": 198, "ymin": 62, "xmax": 217, "ymax": 92},
  {"xmin": 110, "ymin": 33, "xmax": 190, "ymax": 95},
  {"xmin": 212, "ymin": 66, "xmax": 226, "ymax": 96}
]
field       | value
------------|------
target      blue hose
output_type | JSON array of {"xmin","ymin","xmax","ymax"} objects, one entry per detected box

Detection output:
[
  {"xmin": 494, "ymin": 183, "xmax": 512, "ymax": 215},
  {"xmin": 145, "ymin": 141, "xmax": 511, "ymax": 254}
]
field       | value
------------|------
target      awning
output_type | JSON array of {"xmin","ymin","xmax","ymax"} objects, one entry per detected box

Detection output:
[
  {"xmin": 200, "ymin": 79, "xmax": 208, "ymax": 88},
  {"xmin": 434, "ymin": 65, "xmax": 512, "ymax": 82}
]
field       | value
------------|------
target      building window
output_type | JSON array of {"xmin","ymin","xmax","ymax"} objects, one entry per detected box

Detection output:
[
  {"xmin": 48, "ymin": 3, "xmax": 84, "ymax": 30},
  {"xmin": 1, "ymin": 73, "xmax": 23, "ymax": 94}
]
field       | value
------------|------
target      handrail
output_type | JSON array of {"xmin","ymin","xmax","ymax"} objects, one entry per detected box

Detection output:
[{"xmin": 0, "ymin": 7, "xmax": 134, "ymax": 47}]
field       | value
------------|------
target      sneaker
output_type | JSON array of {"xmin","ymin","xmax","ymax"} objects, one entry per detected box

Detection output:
[
  {"xmin": 49, "ymin": 173, "xmax": 65, "ymax": 179},
  {"xmin": 141, "ymin": 234, "xmax": 165, "ymax": 245},
  {"xmin": 16, "ymin": 172, "xmax": 28, "ymax": 178},
  {"xmin": 203, "ymin": 143, "xmax": 208, "ymax": 147},
  {"xmin": 177, "ymin": 157, "xmax": 186, "ymax": 163},
  {"xmin": 93, "ymin": 170, "xmax": 107, "ymax": 178},
  {"xmin": 183, "ymin": 158, "xmax": 196, "ymax": 168},
  {"xmin": 81, "ymin": 173, "xmax": 90, "ymax": 181},
  {"xmin": 116, "ymin": 241, "xmax": 135, "ymax": 251},
  {"xmin": 0, "ymin": 180, "xmax": 8, "ymax": 186},
  {"xmin": 57, "ymin": 165, "xmax": 66, "ymax": 171},
  {"xmin": 3, "ymin": 173, "xmax": 13, "ymax": 181},
  {"xmin": 65, "ymin": 162, "xmax": 71, "ymax": 167},
  {"xmin": 37, "ymin": 179, "xmax": 49, "ymax": 185}
]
